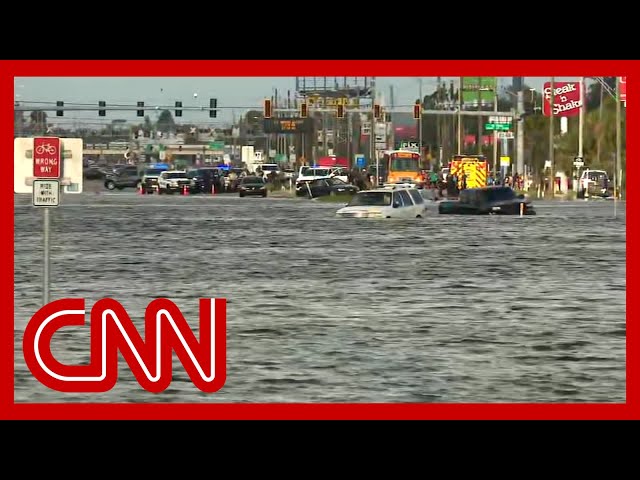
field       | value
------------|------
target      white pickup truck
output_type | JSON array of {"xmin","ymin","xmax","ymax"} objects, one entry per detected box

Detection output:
[
  {"xmin": 157, "ymin": 170, "xmax": 192, "ymax": 194},
  {"xmin": 296, "ymin": 166, "xmax": 349, "ymax": 185}
]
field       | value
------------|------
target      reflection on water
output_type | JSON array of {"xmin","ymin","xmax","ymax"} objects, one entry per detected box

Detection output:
[{"xmin": 14, "ymin": 193, "xmax": 626, "ymax": 403}]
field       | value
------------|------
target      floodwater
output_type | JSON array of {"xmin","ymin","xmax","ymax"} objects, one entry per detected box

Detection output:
[{"xmin": 13, "ymin": 190, "xmax": 626, "ymax": 403}]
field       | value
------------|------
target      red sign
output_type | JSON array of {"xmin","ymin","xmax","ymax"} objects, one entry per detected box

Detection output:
[
  {"xmin": 542, "ymin": 81, "xmax": 583, "ymax": 117},
  {"xmin": 620, "ymin": 76, "xmax": 626, "ymax": 103},
  {"xmin": 33, "ymin": 137, "xmax": 61, "ymax": 178}
]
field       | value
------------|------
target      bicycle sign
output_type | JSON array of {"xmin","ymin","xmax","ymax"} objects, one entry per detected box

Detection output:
[{"xmin": 33, "ymin": 137, "xmax": 61, "ymax": 179}]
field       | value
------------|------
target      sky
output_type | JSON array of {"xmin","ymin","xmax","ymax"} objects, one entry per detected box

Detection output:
[{"xmin": 15, "ymin": 76, "xmax": 582, "ymax": 128}]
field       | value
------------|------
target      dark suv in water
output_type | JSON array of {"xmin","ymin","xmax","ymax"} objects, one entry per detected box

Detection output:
[
  {"xmin": 188, "ymin": 167, "xmax": 225, "ymax": 194},
  {"xmin": 104, "ymin": 165, "xmax": 142, "ymax": 191}
]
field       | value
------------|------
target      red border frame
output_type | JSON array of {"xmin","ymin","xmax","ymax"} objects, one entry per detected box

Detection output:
[{"xmin": 3, "ymin": 60, "xmax": 636, "ymax": 420}]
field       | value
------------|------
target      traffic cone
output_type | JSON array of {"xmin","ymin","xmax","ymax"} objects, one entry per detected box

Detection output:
[
  {"xmin": 138, "ymin": 183, "xmax": 144, "ymax": 195},
  {"xmin": 211, "ymin": 184, "xmax": 215, "ymax": 196},
  {"xmin": 182, "ymin": 185, "xmax": 188, "ymax": 196},
  {"xmin": 155, "ymin": 185, "xmax": 159, "ymax": 195}
]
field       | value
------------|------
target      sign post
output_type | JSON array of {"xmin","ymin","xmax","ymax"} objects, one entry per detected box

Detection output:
[
  {"xmin": 31, "ymin": 138, "xmax": 61, "ymax": 305},
  {"xmin": 15, "ymin": 137, "xmax": 83, "ymax": 306}
]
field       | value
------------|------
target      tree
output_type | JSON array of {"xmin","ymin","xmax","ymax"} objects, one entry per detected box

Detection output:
[
  {"xmin": 156, "ymin": 109, "xmax": 175, "ymax": 133},
  {"xmin": 29, "ymin": 110, "xmax": 47, "ymax": 134}
]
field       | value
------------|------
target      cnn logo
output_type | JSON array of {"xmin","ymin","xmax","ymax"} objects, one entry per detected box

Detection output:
[{"xmin": 22, "ymin": 298, "xmax": 226, "ymax": 394}]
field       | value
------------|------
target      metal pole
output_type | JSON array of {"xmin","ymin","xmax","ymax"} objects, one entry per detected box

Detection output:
[
  {"xmin": 477, "ymin": 77, "xmax": 482, "ymax": 155},
  {"xmin": 548, "ymin": 77, "xmax": 555, "ymax": 198},
  {"xmin": 578, "ymin": 77, "xmax": 584, "ymax": 194},
  {"xmin": 457, "ymin": 77, "xmax": 463, "ymax": 155},
  {"xmin": 492, "ymin": 84, "xmax": 498, "ymax": 178},
  {"xmin": 418, "ymin": 78, "xmax": 423, "ymax": 161},
  {"xmin": 516, "ymin": 89, "xmax": 525, "ymax": 177},
  {"xmin": 43, "ymin": 207, "xmax": 50, "ymax": 305},
  {"xmin": 372, "ymin": 82, "xmax": 377, "ymax": 186},
  {"xmin": 616, "ymin": 75, "xmax": 622, "ymax": 206}
]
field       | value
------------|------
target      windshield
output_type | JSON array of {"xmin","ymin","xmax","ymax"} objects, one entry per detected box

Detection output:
[
  {"xmin": 242, "ymin": 176, "xmax": 264, "ymax": 184},
  {"xmin": 165, "ymin": 172, "xmax": 188, "ymax": 179},
  {"xmin": 487, "ymin": 188, "xmax": 516, "ymax": 202},
  {"xmin": 144, "ymin": 169, "xmax": 163, "ymax": 176},
  {"xmin": 327, "ymin": 178, "xmax": 347, "ymax": 186},
  {"xmin": 390, "ymin": 155, "xmax": 419, "ymax": 171},
  {"xmin": 304, "ymin": 168, "xmax": 330, "ymax": 177},
  {"xmin": 347, "ymin": 191, "xmax": 392, "ymax": 207}
]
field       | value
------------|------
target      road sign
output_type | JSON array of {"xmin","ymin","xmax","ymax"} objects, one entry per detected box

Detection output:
[
  {"xmin": 32, "ymin": 179, "xmax": 60, "ymax": 207},
  {"xmin": 355, "ymin": 154, "xmax": 366, "ymax": 168},
  {"xmin": 573, "ymin": 156, "xmax": 584, "ymax": 167},
  {"xmin": 485, "ymin": 123, "xmax": 511, "ymax": 131},
  {"xmin": 498, "ymin": 131, "xmax": 515, "ymax": 139},
  {"xmin": 489, "ymin": 115, "xmax": 512, "ymax": 124},
  {"xmin": 33, "ymin": 137, "xmax": 61, "ymax": 178},
  {"xmin": 15, "ymin": 137, "xmax": 84, "ymax": 194},
  {"xmin": 500, "ymin": 156, "xmax": 511, "ymax": 167}
]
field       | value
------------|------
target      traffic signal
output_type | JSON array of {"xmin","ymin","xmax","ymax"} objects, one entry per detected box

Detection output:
[
  {"xmin": 175, "ymin": 101, "xmax": 182, "ymax": 117},
  {"xmin": 300, "ymin": 102, "xmax": 308, "ymax": 118},
  {"xmin": 98, "ymin": 100, "xmax": 106, "ymax": 117},
  {"xmin": 264, "ymin": 98, "xmax": 272, "ymax": 118},
  {"xmin": 209, "ymin": 98, "xmax": 218, "ymax": 118},
  {"xmin": 373, "ymin": 103, "xmax": 381, "ymax": 119},
  {"xmin": 56, "ymin": 101, "xmax": 64, "ymax": 117},
  {"xmin": 136, "ymin": 101, "xmax": 144, "ymax": 117},
  {"xmin": 336, "ymin": 104, "xmax": 344, "ymax": 118},
  {"xmin": 413, "ymin": 100, "xmax": 421, "ymax": 120}
]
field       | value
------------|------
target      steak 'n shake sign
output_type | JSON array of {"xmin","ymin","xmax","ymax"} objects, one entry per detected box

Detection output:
[{"xmin": 542, "ymin": 81, "xmax": 583, "ymax": 117}]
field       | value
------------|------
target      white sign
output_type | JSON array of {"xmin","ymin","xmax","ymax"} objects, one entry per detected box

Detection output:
[
  {"xmin": 573, "ymin": 156, "xmax": 584, "ymax": 167},
  {"xmin": 32, "ymin": 179, "xmax": 60, "ymax": 207},
  {"xmin": 498, "ymin": 132, "xmax": 514, "ymax": 139},
  {"xmin": 14, "ymin": 137, "xmax": 84, "ymax": 194},
  {"xmin": 500, "ymin": 156, "xmax": 511, "ymax": 167},
  {"xmin": 489, "ymin": 115, "xmax": 513, "ymax": 123}
]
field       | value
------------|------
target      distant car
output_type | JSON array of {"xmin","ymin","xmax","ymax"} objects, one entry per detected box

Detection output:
[
  {"xmin": 140, "ymin": 167, "xmax": 168, "ymax": 193},
  {"xmin": 104, "ymin": 167, "xmax": 141, "ymax": 191},
  {"xmin": 189, "ymin": 167, "xmax": 225, "ymax": 194},
  {"xmin": 296, "ymin": 177, "xmax": 359, "ymax": 198},
  {"xmin": 157, "ymin": 170, "xmax": 191, "ymax": 194},
  {"xmin": 238, "ymin": 176, "xmax": 267, "ymax": 197},
  {"xmin": 438, "ymin": 186, "xmax": 536, "ymax": 215},
  {"xmin": 84, "ymin": 166, "xmax": 105, "ymax": 180},
  {"xmin": 336, "ymin": 187, "xmax": 427, "ymax": 219}
]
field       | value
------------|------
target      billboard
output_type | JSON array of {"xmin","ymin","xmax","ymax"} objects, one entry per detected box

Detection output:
[
  {"xmin": 461, "ymin": 77, "xmax": 496, "ymax": 108},
  {"xmin": 542, "ymin": 81, "xmax": 582, "ymax": 117},
  {"xmin": 263, "ymin": 117, "xmax": 313, "ymax": 134}
]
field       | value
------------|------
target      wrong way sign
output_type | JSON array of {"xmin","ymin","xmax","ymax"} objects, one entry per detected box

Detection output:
[{"xmin": 33, "ymin": 137, "xmax": 61, "ymax": 178}]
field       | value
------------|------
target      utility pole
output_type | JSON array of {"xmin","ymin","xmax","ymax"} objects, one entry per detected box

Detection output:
[
  {"xmin": 436, "ymin": 76, "xmax": 442, "ymax": 169},
  {"xmin": 418, "ymin": 78, "xmax": 423, "ymax": 161},
  {"xmin": 457, "ymin": 76, "xmax": 463, "ymax": 155},
  {"xmin": 371, "ymin": 81, "xmax": 376, "ymax": 185},
  {"xmin": 577, "ymin": 77, "xmax": 584, "ymax": 191},
  {"xmin": 596, "ymin": 80, "xmax": 604, "ymax": 164},
  {"xmin": 492, "ymin": 81, "xmax": 498, "ymax": 177},
  {"xmin": 616, "ymin": 76, "xmax": 622, "ymax": 201},
  {"xmin": 477, "ymin": 77, "xmax": 482, "ymax": 155},
  {"xmin": 516, "ymin": 89, "xmax": 525, "ymax": 177},
  {"xmin": 548, "ymin": 77, "xmax": 555, "ymax": 198}
]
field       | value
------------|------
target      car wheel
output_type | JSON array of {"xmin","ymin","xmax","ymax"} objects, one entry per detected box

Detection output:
[
  {"xmin": 105, "ymin": 180, "xmax": 116, "ymax": 190},
  {"xmin": 262, "ymin": 192, "xmax": 267, "ymax": 198},
  {"xmin": 416, "ymin": 215, "xmax": 422, "ymax": 218},
  {"xmin": 239, "ymin": 193, "xmax": 245, "ymax": 198}
]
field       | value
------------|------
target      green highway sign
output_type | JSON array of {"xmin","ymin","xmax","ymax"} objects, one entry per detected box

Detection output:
[
  {"xmin": 209, "ymin": 141, "xmax": 224, "ymax": 150},
  {"xmin": 485, "ymin": 123, "xmax": 511, "ymax": 131}
]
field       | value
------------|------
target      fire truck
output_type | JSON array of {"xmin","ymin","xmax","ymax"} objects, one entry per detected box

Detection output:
[{"xmin": 448, "ymin": 155, "xmax": 489, "ymax": 189}]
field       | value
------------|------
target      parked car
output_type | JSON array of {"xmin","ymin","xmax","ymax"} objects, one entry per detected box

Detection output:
[
  {"xmin": 140, "ymin": 167, "xmax": 168, "ymax": 193},
  {"xmin": 296, "ymin": 177, "xmax": 359, "ymax": 198},
  {"xmin": 157, "ymin": 170, "xmax": 191, "ymax": 194},
  {"xmin": 104, "ymin": 167, "xmax": 141, "ymax": 191},
  {"xmin": 189, "ymin": 167, "xmax": 225, "ymax": 194},
  {"xmin": 438, "ymin": 186, "xmax": 536, "ymax": 215},
  {"xmin": 84, "ymin": 166, "xmax": 105, "ymax": 180},
  {"xmin": 238, "ymin": 176, "xmax": 268, "ymax": 197},
  {"xmin": 336, "ymin": 187, "xmax": 427, "ymax": 219}
]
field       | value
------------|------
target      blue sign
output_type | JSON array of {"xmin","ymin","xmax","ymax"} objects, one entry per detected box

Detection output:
[
  {"xmin": 149, "ymin": 163, "xmax": 169, "ymax": 170},
  {"xmin": 355, "ymin": 154, "xmax": 366, "ymax": 168}
]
